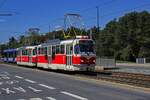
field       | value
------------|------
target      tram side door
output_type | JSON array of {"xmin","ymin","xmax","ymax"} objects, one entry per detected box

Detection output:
[
  {"xmin": 20, "ymin": 49, "xmax": 22, "ymax": 63},
  {"xmin": 47, "ymin": 46, "xmax": 52, "ymax": 64},
  {"xmin": 29, "ymin": 49, "xmax": 32, "ymax": 63},
  {"xmin": 18, "ymin": 49, "xmax": 21, "ymax": 63},
  {"xmin": 66, "ymin": 44, "xmax": 73, "ymax": 68}
]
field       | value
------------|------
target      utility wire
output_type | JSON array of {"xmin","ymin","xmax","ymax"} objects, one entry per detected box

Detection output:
[
  {"xmin": 28, "ymin": 1, "xmax": 150, "ymax": 32},
  {"xmin": 84, "ymin": 2, "xmax": 150, "ymax": 22},
  {"xmin": 77, "ymin": 0, "xmax": 115, "ymax": 13},
  {"xmin": 35, "ymin": 0, "xmax": 117, "ymax": 31}
]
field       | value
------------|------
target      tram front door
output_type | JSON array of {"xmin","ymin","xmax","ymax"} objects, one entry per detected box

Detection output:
[{"xmin": 66, "ymin": 44, "xmax": 73, "ymax": 69}]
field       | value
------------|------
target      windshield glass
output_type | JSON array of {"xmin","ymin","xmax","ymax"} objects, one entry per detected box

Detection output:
[{"xmin": 74, "ymin": 40, "xmax": 95, "ymax": 54}]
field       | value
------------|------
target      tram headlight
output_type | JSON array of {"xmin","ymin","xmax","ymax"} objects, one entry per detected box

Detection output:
[
  {"xmin": 81, "ymin": 59, "xmax": 84, "ymax": 63},
  {"xmin": 93, "ymin": 59, "xmax": 96, "ymax": 63}
]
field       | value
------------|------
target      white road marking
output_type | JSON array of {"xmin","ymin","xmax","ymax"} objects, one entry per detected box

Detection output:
[
  {"xmin": 0, "ymin": 82, "xmax": 3, "ymax": 85},
  {"xmin": 0, "ymin": 73, "xmax": 8, "ymax": 77},
  {"xmin": 46, "ymin": 97, "xmax": 56, "ymax": 100},
  {"xmin": 29, "ymin": 98, "xmax": 42, "ymax": 100},
  {"xmin": 38, "ymin": 84, "xmax": 55, "ymax": 90},
  {"xmin": 6, "ymin": 80, "xmax": 19, "ymax": 85},
  {"xmin": 61, "ymin": 91, "xmax": 88, "ymax": 100},
  {"xmin": 25, "ymin": 79, "xmax": 36, "ymax": 83},
  {"xmin": 28, "ymin": 86, "xmax": 42, "ymax": 92},
  {"xmin": 13, "ymin": 87, "xmax": 26, "ymax": 93},
  {"xmin": 1, "ymin": 76, "xmax": 10, "ymax": 79},
  {"xmin": 15, "ymin": 75, "xmax": 23, "ymax": 79},
  {"xmin": 2, "ymin": 88, "xmax": 16, "ymax": 94}
]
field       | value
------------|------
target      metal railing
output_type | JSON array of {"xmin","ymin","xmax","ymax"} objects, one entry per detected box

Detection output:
[{"xmin": 96, "ymin": 57, "xmax": 116, "ymax": 68}]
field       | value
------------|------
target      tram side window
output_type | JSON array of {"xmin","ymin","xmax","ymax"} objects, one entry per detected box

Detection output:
[
  {"xmin": 60, "ymin": 45, "xmax": 64, "ymax": 54},
  {"xmin": 20, "ymin": 50, "xmax": 22, "ymax": 56},
  {"xmin": 24, "ymin": 50, "xmax": 25, "ymax": 55},
  {"xmin": 48, "ymin": 46, "xmax": 51, "ymax": 55},
  {"xmin": 52, "ymin": 46, "xmax": 56, "ymax": 54},
  {"xmin": 39, "ymin": 47, "xmax": 47, "ymax": 55},
  {"xmin": 33, "ymin": 49, "xmax": 36, "ymax": 55},
  {"xmin": 28, "ymin": 49, "xmax": 31, "ymax": 56},
  {"xmin": 26, "ymin": 50, "xmax": 28, "ymax": 55},
  {"xmin": 70, "ymin": 45, "xmax": 73, "ymax": 54},
  {"xmin": 17, "ymin": 50, "xmax": 22, "ymax": 56},
  {"xmin": 5, "ymin": 52, "xmax": 7, "ymax": 57},
  {"xmin": 27, "ymin": 49, "xmax": 30, "ymax": 55},
  {"xmin": 38, "ymin": 48, "xmax": 41, "ymax": 55},
  {"xmin": 56, "ymin": 45, "xmax": 60, "ymax": 54},
  {"xmin": 52, "ymin": 46, "xmax": 56, "ymax": 59},
  {"xmin": 7, "ymin": 52, "xmax": 9, "ymax": 57},
  {"xmin": 41, "ymin": 48, "xmax": 44, "ymax": 55},
  {"xmin": 15, "ymin": 51, "xmax": 17, "ymax": 57},
  {"xmin": 17, "ymin": 51, "xmax": 19, "ymax": 56},
  {"xmin": 22, "ymin": 49, "xmax": 28, "ymax": 55},
  {"xmin": 13, "ymin": 52, "xmax": 17, "ymax": 57},
  {"xmin": 25, "ymin": 50, "xmax": 27, "ymax": 55},
  {"xmin": 22, "ymin": 50, "xmax": 24, "ymax": 55},
  {"xmin": 8, "ymin": 52, "xmax": 12, "ymax": 57},
  {"xmin": 22, "ymin": 50, "xmax": 25, "ymax": 55},
  {"xmin": 6, "ymin": 52, "xmax": 8, "ymax": 57},
  {"xmin": 44, "ymin": 47, "xmax": 47, "ymax": 55},
  {"xmin": 3, "ymin": 52, "xmax": 7, "ymax": 57},
  {"xmin": 41, "ymin": 47, "xmax": 44, "ymax": 55},
  {"xmin": 5, "ymin": 52, "xmax": 7, "ymax": 58},
  {"xmin": 74, "ymin": 44, "xmax": 80, "ymax": 54}
]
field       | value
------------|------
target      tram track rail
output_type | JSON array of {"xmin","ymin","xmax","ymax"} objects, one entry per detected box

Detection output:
[{"xmin": 75, "ymin": 71, "xmax": 150, "ymax": 88}]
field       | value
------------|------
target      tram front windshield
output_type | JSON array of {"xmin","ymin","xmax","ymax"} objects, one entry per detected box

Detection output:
[{"xmin": 74, "ymin": 40, "xmax": 95, "ymax": 54}]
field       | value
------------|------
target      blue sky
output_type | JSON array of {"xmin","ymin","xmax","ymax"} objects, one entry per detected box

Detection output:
[{"xmin": 0, "ymin": 0, "xmax": 150, "ymax": 43}]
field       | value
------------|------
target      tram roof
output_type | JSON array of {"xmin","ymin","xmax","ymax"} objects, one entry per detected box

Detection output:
[
  {"xmin": 38, "ymin": 38, "xmax": 93, "ymax": 47},
  {"xmin": 39, "ymin": 39, "xmax": 61, "ymax": 46},
  {"xmin": 19, "ymin": 45, "xmax": 37, "ymax": 49},
  {"xmin": 60, "ymin": 38, "xmax": 93, "ymax": 44},
  {"xmin": 3, "ymin": 48, "xmax": 17, "ymax": 52}
]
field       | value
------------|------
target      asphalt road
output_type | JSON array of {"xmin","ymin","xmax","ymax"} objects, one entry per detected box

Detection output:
[{"xmin": 0, "ymin": 64, "xmax": 150, "ymax": 100}]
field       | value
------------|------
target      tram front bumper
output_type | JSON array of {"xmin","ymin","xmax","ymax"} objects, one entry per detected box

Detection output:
[{"xmin": 73, "ymin": 64, "xmax": 95, "ymax": 71}]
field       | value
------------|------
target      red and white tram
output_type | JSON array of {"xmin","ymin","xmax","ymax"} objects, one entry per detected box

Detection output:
[
  {"xmin": 16, "ymin": 36, "xmax": 96, "ymax": 71},
  {"xmin": 16, "ymin": 46, "xmax": 37, "ymax": 67}
]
